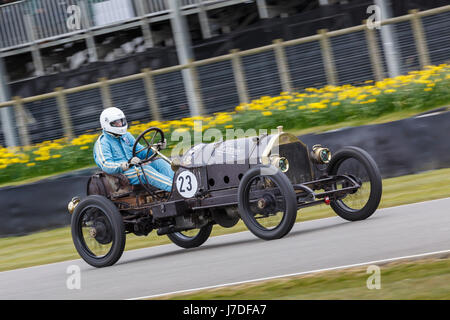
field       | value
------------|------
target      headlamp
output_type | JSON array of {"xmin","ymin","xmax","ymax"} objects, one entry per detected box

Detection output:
[{"xmin": 311, "ymin": 144, "xmax": 331, "ymax": 164}]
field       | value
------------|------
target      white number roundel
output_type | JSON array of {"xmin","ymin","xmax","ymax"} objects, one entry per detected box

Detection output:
[{"xmin": 176, "ymin": 171, "xmax": 198, "ymax": 198}]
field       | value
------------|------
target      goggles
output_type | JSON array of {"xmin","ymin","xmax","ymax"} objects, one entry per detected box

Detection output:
[{"xmin": 110, "ymin": 118, "xmax": 127, "ymax": 127}]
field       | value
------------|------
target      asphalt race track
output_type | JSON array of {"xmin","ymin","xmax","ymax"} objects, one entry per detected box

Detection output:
[{"xmin": 1, "ymin": 198, "xmax": 449, "ymax": 299}]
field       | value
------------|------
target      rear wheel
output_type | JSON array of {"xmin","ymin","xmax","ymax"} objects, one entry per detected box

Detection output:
[
  {"xmin": 71, "ymin": 195, "xmax": 126, "ymax": 268},
  {"xmin": 167, "ymin": 224, "xmax": 213, "ymax": 249},
  {"xmin": 327, "ymin": 146, "xmax": 382, "ymax": 221},
  {"xmin": 238, "ymin": 165, "xmax": 297, "ymax": 240}
]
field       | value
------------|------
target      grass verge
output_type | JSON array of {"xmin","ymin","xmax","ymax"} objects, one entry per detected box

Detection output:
[
  {"xmin": 153, "ymin": 256, "xmax": 450, "ymax": 300},
  {"xmin": 0, "ymin": 167, "xmax": 449, "ymax": 272}
]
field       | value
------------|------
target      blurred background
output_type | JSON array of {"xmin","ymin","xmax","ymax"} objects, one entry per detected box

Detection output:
[
  {"xmin": 0, "ymin": 0, "xmax": 449, "ymax": 279},
  {"xmin": 0, "ymin": 0, "xmax": 449, "ymax": 147}
]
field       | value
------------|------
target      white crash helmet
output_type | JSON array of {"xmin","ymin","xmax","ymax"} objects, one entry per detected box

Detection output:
[{"xmin": 100, "ymin": 107, "xmax": 128, "ymax": 136}]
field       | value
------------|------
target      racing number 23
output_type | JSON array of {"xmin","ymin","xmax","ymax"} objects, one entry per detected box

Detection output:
[
  {"xmin": 178, "ymin": 175, "xmax": 192, "ymax": 193},
  {"xmin": 176, "ymin": 171, "xmax": 198, "ymax": 198}
]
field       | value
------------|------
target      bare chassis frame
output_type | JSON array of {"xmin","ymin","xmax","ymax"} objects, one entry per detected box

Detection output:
[{"xmin": 114, "ymin": 173, "xmax": 360, "ymax": 215}]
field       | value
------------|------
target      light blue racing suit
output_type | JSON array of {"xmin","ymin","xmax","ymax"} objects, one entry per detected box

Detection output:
[{"xmin": 93, "ymin": 131, "xmax": 174, "ymax": 192}]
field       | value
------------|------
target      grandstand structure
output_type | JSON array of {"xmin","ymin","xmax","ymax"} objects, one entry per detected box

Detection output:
[{"xmin": 0, "ymin": 0, "xmax": 326, "ymax": 81}]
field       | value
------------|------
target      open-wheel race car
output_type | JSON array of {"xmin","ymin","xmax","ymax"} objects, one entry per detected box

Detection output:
[{"xmin": 68, "ymin": 126, "xmax": 382, "ymax": 268}]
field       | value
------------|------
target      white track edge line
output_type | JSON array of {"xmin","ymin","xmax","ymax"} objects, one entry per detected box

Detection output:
[{"xmin": 127, "ymin": 248, "xmax": 450, "ymax": 300}]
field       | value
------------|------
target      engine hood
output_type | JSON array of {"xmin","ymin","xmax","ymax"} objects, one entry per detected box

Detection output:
[{"xmin": 181, "ymin": 131, "xmax": 307, "ymax": 167}]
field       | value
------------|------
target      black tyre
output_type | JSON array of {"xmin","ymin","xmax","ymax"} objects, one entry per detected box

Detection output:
[
  {"xmin": 238, "ymin": 165, "xmax": 297, "ymax": 240},
  {"xmin": 327, "ymin": 146, "xmax": 382, "ymax": 221},
  {"xmin": 167, "ymin": 224, "xmax": 213, "ymax": 249},
  {"xmin": 71, "ymin": 195, "xmax": 126, "ymax": 268}
]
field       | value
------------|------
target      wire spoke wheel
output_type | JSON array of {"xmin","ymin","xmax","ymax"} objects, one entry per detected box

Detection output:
[
  {"xmin": 167, "ymin": 224, "xmax": 213, "ymax": 249},
  {"xmin": 71, "ymin": 195, "xmax": 126, "ymax": 268},
  {"xmin": 327, "ymin": 147, "xmax": 382, "ymax": 221},
  {"xmin": 246, "ymin": 176, "xmax": 287, "ymax": 231},
  {"xmin": 238, "ymin": 166, "xmax": 297, "ymax": 240},
  {"xmin": 80, "ymin": 208, "xmax": 113, "ymax": 258},
  {"xmin": 177, "ymin": 229, "xmax": 202, "ymax": 238},
  {"xmin": 334, "ymin": 159, "xmax": 371, "ymax": 211}
]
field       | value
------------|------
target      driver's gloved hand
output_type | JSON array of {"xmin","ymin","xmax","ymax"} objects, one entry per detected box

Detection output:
[
  {"xmin": 120, "ymin": 162, "xmax": 130, "ymax": 171},
  {"xmin": 158, "ymin": 139, "xmax": 167, "ymax": 150},
  {"xmin": 130, "ymin": 156, "xmax": 141, "ymax": 166}
]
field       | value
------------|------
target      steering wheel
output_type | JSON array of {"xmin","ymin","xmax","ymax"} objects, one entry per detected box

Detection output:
[{"xmin": 132, "ymin": 127, "xmax": 165, "ymax": 164}]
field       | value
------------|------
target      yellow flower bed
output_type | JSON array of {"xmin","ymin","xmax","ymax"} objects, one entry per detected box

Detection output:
[
  {"xmin": 0, "ymin": 111, "xmax": 237, "ymax": 171},
  {"xmin": 0, "ymin": 63, "xmax": 448, "ymax": 182},
  {"xmin": 233, "ymin": 64, "xmax": 448, "ymax": 114}
]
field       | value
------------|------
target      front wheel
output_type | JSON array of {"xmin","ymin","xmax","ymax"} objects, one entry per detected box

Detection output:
[
  {"xmin": 327, "ymin": 146, "xmax": 382, "ymax": 221},
  {"xmin": 71, "ymin": 195, "xmax": 126, "ymax": 268},
  {"xmin": 167, "ymin": 224, "xmax": 213, "ymax": 249},
  {"xmin": 238, "ymin": 165, "xmax": 297, "ymax": 240}
]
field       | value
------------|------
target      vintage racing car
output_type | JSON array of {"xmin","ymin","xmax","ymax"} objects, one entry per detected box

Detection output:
[{"xmin": 68, "ymin": 126, "xmax": 382, "ymax": 268}]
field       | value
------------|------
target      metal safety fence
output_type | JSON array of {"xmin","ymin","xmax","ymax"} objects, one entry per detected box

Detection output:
[{"xmin": 0, "ymin": 5, "xmax": 449, "ymax": 147}]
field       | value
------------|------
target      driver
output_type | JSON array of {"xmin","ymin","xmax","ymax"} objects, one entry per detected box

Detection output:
[{"xmin": 93, "ymin": 107, "xmax": 174, "ymax": 192}]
